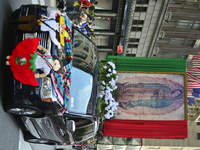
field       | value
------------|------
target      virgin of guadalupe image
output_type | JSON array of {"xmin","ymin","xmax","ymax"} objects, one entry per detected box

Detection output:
[{"xmin": 115, "ymin": 73, "xmax": 185, "ymax": 120}]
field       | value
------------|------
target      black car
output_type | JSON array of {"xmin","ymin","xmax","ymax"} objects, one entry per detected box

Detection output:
[{"xmin": 3, "ymin": 4, "xmax": 99, "ymax": 145}]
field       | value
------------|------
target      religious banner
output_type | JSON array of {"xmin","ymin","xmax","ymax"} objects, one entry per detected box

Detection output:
[
  {"xmin": 115, "ymin": 71, "xmax": 187, "ymax": 120},
  {"xmin": 103, "ymin": 56, "xmax": 188, "ymax": 139}
]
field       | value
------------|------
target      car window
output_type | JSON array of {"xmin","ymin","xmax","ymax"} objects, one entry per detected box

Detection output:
[{"xmin": 72, "ymin": 28, "xmax": 97, "ymax": 76}]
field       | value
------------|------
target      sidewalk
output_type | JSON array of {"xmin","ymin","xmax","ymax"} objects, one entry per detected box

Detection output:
[
  {"xmin": 18, "ymin": 130, "xmax": 33, "ymax": 150},
  {"xmin": 30, "ymin": 143, "xmax": 56, "ymax": 150}
]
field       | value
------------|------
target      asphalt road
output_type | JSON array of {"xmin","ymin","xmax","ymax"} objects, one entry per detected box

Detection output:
[{"xmin": 0, "ymin": 1, "xmax": 57, "ymax": 150}]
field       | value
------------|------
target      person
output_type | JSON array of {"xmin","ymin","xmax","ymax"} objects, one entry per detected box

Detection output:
[
  {"xmin": 78, "ymin": 12, "xmax": 88, "ymax": 26},
  {"xmin": 66, "ymin": 0, "xmax": 92, "ymax": 12},
  {"xmin": 117, "ymin": 82, "xmax": 184, "ymax": 110},
  {"xmin": 78, "ymin": 27, "xmax": 88, "ymax": 35},
  {"xmin": 88, "ymin": 1, "xmax": 97, "ymax": 16},
  {"xmin": 80, "ymin": 0, "xmax": 92, "ymax": 7},
  {"xmin": 6, "ymin": 38, "xmax": 63, "ymax": 86},
  {"xmin": 85, "ymin": 23, "xmax": 95, "ymax": 31},
  {"xmin": 7, "ymin": 9, "xmax": 63, "ymax": 49}
]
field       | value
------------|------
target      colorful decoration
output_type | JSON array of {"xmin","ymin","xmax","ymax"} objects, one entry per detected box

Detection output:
[
  {"xmin": 6, "ymin": 38, "xmax": 41, "ymax": 86},
  {"xmin": 7, "ymin": 13, "xmax": 74, "ymax": 112},
  {"xmin": 59, "ymin": 16, "xmax": 70, "ymax": 46},
  {"xmin": 51, "ymin": 15, "xmax": 73, "ymax": 110}
]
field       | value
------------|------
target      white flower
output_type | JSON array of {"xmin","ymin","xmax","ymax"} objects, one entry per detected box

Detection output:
[
  {"xmin": 102, "ymin": 81, "xmax": 106, "ymax": 85},
  {"xmin": 113, "ymin": 85, "xmax": 118, "ymax": 90},
  {"xmin": 105, "ymin": 100, "xmax": 109, "ymax": 105},
  {"xmin": 106, "ymin": 74, "xmax": 111, "ymax": 77},
  {"xmin": 113, "ymin": 70, "xmax": 117, "ymax": 74},
  {"xmin": 108, "ymin": 109, "xmax": 114, "ymax": 117},
  {"xmin": 106, "ymin": 86, "xmax": 110, "ymax": 90},
  {"xmin": 108, "ymin": 61, "xmax": 114, "ymax": 66},
  {"xmin": 111, "ymin": 106, "xmax": 116, "ymax": 111},
  {"xmin": 109, "ymin": 79, "xmax": 116, "ymax": 87},
  {"xmin": 103, "ymin": 65, "xmax": 107, "ymax": 69},
  {"xmin": 108, "ymin": 101, "xmax": 113, "ymax": 107},
  {"xmin": 108, "ymin": 61, "xmax": 116, "ymax": 69},
  {"xmin": 100, "ymin": 86, "xmax": 105, "ymax": 90},
  {"xmin": 98, "ymin": 94, "xmax": 104, "ymax": 98},
  {"xmin": 115, "ymin": 76, "xmax": 118, "ymax": 81},
  {"xmin": 104, "ymin": 113, "xmax": 111, "ymax": 119},
  {"xmin": 108, "ymin": 68, "xmax": 112, "ymax": 72},
  {"xmin": 100, "ymin": 91, "xmax": 105, "ymax": 95},
  {"xmin": 105, "ymin": 105, "xmax": 111, "ymax": 111}
]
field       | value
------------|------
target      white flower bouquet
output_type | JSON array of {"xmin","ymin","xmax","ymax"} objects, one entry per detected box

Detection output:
[{"xmin": 98, "ymin": 61, "xmax": 119, "ymax": 120}]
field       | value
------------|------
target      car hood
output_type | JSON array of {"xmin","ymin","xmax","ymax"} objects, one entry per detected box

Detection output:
[{"xmin": 67, "ymin": 67, "xmax": 93, "ymax": 114}]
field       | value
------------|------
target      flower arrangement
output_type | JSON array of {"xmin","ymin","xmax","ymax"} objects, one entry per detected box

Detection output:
[{"xmin": 98, "ymin": 61, "xmax": 119, "ymax": 120}]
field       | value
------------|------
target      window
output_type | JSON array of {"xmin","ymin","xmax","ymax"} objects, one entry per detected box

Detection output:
[
  {"xmin": 163, "ymin": 20, "xmax": 200, "ymax": 30},
  {"xmin": 93, "ymin": 35, "xmax": 109, "ymax": 46},
  {"xmin": 74, "ymin": 40, "xmax": 82, "ymax": 48},
  {"xmin": 135, "ymin": 7, "xmax": 147, "ymax": 12},
  {"xmin": 129, "ymin": 38, "xmax": 140, "ymax": 43},
  {"xmin": 148, "ymin": 147, "xmax": 160, "ymax": 149},
  {"xmin": 197, "ymin": 122, "xmax": 200, "ymax": 125},
  {"xmin": 131, "ymin": 27, "xmax": 143, "ymax": 31},
  {"xmin": 128, "ymin": 44, "xmax": 138, "ymax": 48},
  {"xmin": 93, "ymin": 17, "xmax": 111, "ymax": 30},
  {"xmin": 132, "ymin": 20, "xmax": 144, "ymax": 25},
  {"xmin": 170, "ymin": 1, "xmax": 200, "ymax": 9},
  {"xmin": 175, "ymin": 20, "xmax": 200, "ymax": 30},
  {"xmin": 169, "ymin": 38, "xmax": 185, "ymax": 45},
  {"xmin": 197, "ymin": 133, "xmax": 200, "ymax": 140},
  {"xmin": 74, "ymin": 52, "xmax": 87, "ymax": 59},
  {"xmin": 136, "ymin": 0, "xmax": 149, "ymax": 4},
  {"xmin": 83, "ymin": 42, "xmax": 89, "ymax": 52},
  {"xmin": 126, "ymin": 54, "xmax": 136, "ymax": 57}
]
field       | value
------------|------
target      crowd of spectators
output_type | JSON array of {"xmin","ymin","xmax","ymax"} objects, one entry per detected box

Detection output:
[{"xmin": 65, "ymin": 0, "xmax": 98, "ymax": 40}]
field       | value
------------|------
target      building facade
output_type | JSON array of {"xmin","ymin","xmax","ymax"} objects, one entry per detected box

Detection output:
[
  {"xmin": 93, "ymin": 0, "xmax": 200, "ymax": 59},
  {"xmin": 91, "ymin": 0, "xmax": 200, "ymax": 149}
]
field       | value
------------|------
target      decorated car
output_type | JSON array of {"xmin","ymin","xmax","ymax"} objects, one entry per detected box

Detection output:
[{"xmin": 3, "ymin": 4, "xmax": 99, "ymax": 145}]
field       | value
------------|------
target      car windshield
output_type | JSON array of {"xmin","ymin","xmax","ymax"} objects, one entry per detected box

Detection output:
[
  {"xmin": 67, "ymin": 67, "xmax": 93, "ymax": 114},
  {"xmin": 66, "ymin": 28, "xmax": 98, "ymax": 115}
]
